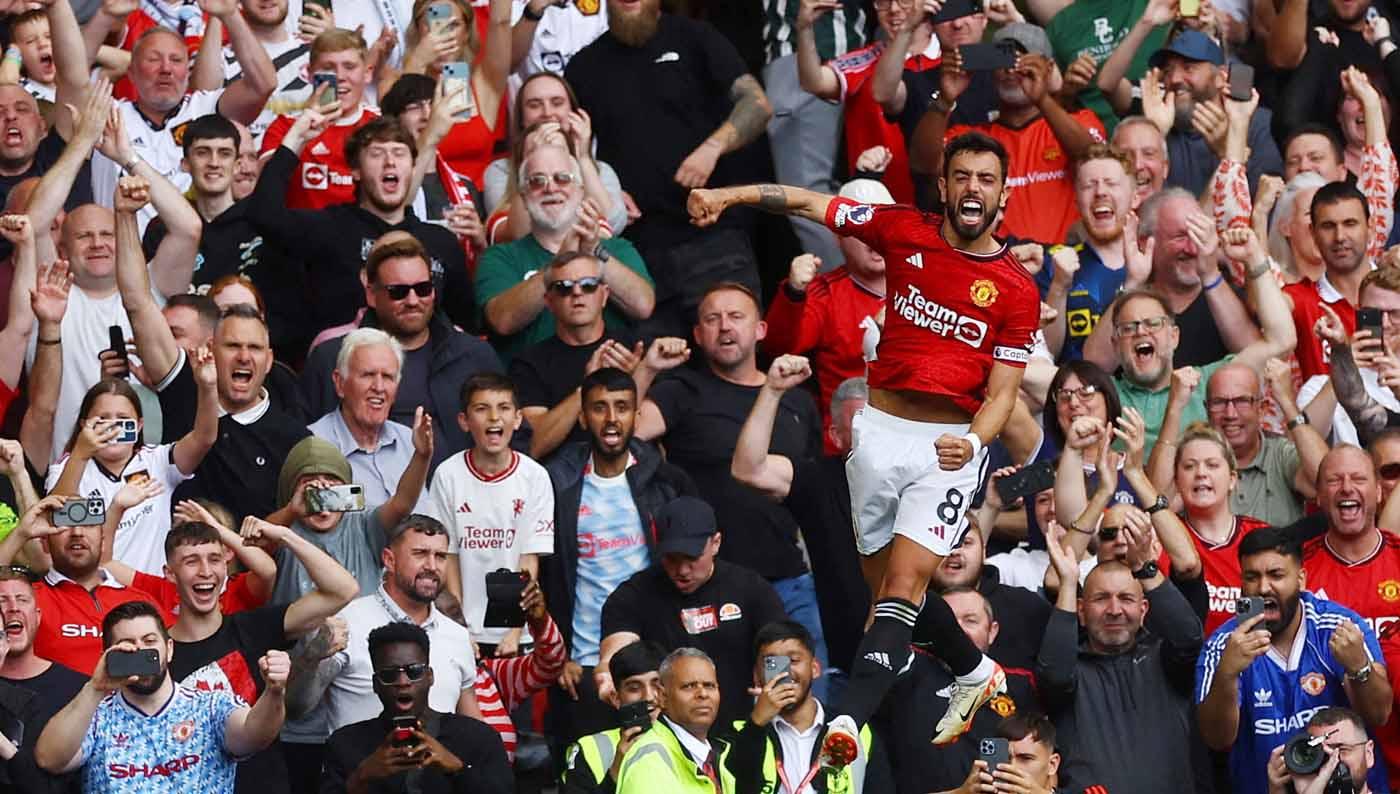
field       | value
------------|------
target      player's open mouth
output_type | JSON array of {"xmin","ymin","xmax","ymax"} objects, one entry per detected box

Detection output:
[
  {"xmin": 4, "ymin": 620, "xmax": 23, "ymax": 637},
  {"xmin": 956, "ymin": 198, "xmax": 984, "ymax": 224},
  {"xmin": 601, "ymin": 425, "xmax": 622, "ymax": 443},
  {"xmin": 1337, "ymin": 499, "xmax": 1362, "ymax": 520}
]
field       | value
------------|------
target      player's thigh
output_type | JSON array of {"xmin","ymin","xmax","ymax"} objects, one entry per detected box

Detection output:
[
  {"xmin": 891, "ymin": 453, "xmax": 987, "ymax": 559},
  {"xmin": 845, "ymin": 412, "xmax": 918, "ymax": 556}
]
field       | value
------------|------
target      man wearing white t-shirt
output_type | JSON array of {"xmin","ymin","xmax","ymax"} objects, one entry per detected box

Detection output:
[
  {"xmin": 85, "ymin": 0, "xmax": 276, "ymax": 232},
  {"xmin": 509, "ymin": 0, "xmax": 608, "ymax": 82},
  {"xmin": 431, "ymin": 372, "xmax": 554, "ymax": 656},
  {"xmin": 21, "ymin": 95, "xmax": 201, "ymax": 465}
]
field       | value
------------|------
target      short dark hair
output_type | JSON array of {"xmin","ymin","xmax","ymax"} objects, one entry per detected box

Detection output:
[
  {"xmin": 1282, "ymin": 123, "xmax": 1344, "ymax": 166},
  {"xmin": 380, "ymin": 73, "xmax": 436, "ymax": 118},
  {"xmin": 754, "ymin": 619, "xmax": 815, "ymax": 658},
  {"xmin": 1045, "ymin": 360, "xmax": 1121, "ymax": 451},
  {"xmin": 1237, "ymin": 525, "xmax": 1302, "ymax": 564},
  {"xmin": 344, "ymin": 116, "xmax": 418, "ymax": 170},
  {"xmin": 581, "ymin": 367, "xmax": 637, "ymax": 403},
  {"xmin": 943, "ymin": 131, "xmax": 1010, "ymax": 185},
  {"xmin": 1308, "ymin": 706, "xmax": 1367, "ymax": 736},
  {"xmin": 459, "ymin": 372, "xmax": 518, "ymax": 412},
  {"xmin": 368, "ymin": 621, "xmax": 430, "ymax": 666},
  {"xmin": 102, "ymin": 600, "xmax": 168, "ymax": 648},
  {"xmin": 163, "ymin": 521, "xmax": 223, "ymax": 559},
  {"xmin": 1311, "ymin": 180, "xmax": 1369, "ymax": 221},
  {"xmin": 218, "ymin": 301, "xmax": 266, "ymax": 326},
  {"xmin": 609, "ymin": 639, "xmax": 667, "ymax": 683},
  {"xmin": 388, "ymin": 514, "xmax": 449, "ymax": 547},
  {"xmin": 181, "ymin": 113, "xmax": 241, "ymax": 159},
  {"xmin": 366, "ymin": 235, "xmax": 431, "ymax": 285},
  {"xmin": 998, "ymin": 712, "xmax": 1057, "ymax": 749},
  {"xmin": 165, "ymin": 293, "xmax": 220, "ymax": 331}
]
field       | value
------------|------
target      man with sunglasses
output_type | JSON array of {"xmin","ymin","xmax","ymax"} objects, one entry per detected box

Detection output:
[
  {"xmin": 1197, "ymin": 527, "xmax": 1391, "ymax": 794},
  {"xmin": 322, "ymin": 622, "xmax": 512, "ymax": 794},
  {"xmin": 475, "ymin": 144, "xmax": 654, "ymax": 363}
]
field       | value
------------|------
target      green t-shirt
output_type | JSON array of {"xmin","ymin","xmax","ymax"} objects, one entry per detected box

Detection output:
[
  {"xmin": 474, "ymin": 236, "xmax": 653, "ymax": 361},
  {"xmin": 1115, "ymin": 356, "xmax": 1231, "ymax": 453},
  {"xmin": 1045, "ymin": 0, "xmax": 1170, "ymax": 133}
]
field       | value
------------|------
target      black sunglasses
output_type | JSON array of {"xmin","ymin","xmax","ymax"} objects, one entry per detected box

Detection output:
[
  {"xmin": 380, "ymin": 281, "xmax": 435, "ymax": 301},
  {"xmin": 1382, "ymin": 462, "xmax": 1400, "ymax": 480},
  {"xmin": 374, "ymin": 662, "xmax": 429, "ymax": 685},
  {"xmin": 1098, "ymin": 525, "xmax": 1122, "ymax": 542},
  {"xmin": 0, "ymin": 564, "xmax": 37, "ymax": 582},
  {"xmin": 547, "ymin": 277, "xmax": 602, "ymax": 296}
]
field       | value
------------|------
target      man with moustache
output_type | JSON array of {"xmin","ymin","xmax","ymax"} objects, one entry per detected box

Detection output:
[
  {"xmin": 1286, "ymin": 182, "xmax": 1376, "ymax": 381},
  {"xmin": 1306, "ymin": 268, "xmax": 1400, "ymax": 446},
  {"xmin": 1197, "ymin": 526, "xmax": 1392, "ymax": 794},
  {"xmin": 476, "ymin": 145, "xmax": 655, "ymax": 361},
  {"xmin": 35, "ymin": 600, "xmax": 292, "ymax": 791},
  {"xmin": 249, "ymin": 106, "xmax": 476, "ymax": 333},
  {"xmin": 566, "ymin": 0, "xmax": 773, "ymax": 338},
  {"xmin": 614, "ymin": 648, "xmax": 734, "ymax": 794}
]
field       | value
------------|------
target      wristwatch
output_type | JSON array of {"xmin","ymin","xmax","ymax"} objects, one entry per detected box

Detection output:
[
  {"xmin": 1131, "ymin": 561, "xmax": 1160, "ymax": 580},
  {"xmin": 1145, "ymin": 494, "xmax": 1170, "ymax": 515},
  {"xmin": 1287, "ymin": 412, "xmax": 1310, "ymax": 430},
  {"xmin": 928, "ymin": 89, "xmax": 956, "ymax": 115},
  {"xmin": 1348, "ymin": 663, "xmax": 1374, "ymax": 685}
]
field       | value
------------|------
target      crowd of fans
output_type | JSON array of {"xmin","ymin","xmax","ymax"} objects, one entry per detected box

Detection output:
[{"xmin": 3, "ymin": 0, "xmax": 1400, "ymax": 792}]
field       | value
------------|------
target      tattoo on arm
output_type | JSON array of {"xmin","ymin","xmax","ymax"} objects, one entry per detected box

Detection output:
[
  {"xmin": 1331, "ymin": 346, "xmax": 1391, "ymax": 441},
  {"xmin": 726, "ymin": 75, "xmax": 772, "ymax": 150},
  {"xmin": 757, "ymin": 184, "xmax": 787, "ymax": 213}
]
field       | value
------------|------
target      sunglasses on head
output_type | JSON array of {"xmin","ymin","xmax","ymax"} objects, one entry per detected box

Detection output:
[
  {"xmin": 0, "ymin": 564, "xmax": 37, "ymax": 582},
  {"xmin": 547, "ymin": 276, "xmax": 602, "ymax": 296},
  {"xmin": 380, "ymin": 281, "xmax": 434, "ymax": 301},
  {"xmin": 374, "ymin": 662, "xmax": 429, "ymax": 685},
  {"xmin": 1382, "ymin": 462, "xmax": 1400, "ymax": 479}
]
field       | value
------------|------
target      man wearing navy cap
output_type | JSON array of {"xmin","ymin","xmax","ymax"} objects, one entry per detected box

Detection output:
[
  {"xmin": 595, "ymin": 496, "xmax": 789, "ymax": 726},
  {"xmin": 1150, "ymin": 29, "xmax": 1282, "ymax": 196}
]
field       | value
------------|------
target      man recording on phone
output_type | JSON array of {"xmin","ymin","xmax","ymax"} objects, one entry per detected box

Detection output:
[
  {"xmin": 321, "ymin": 622, "xmax": 512, "ymax": 794},
  {"xmin": 560, "ymin": 639, "xmax": 666, "ymax": 793},
  {"xmin": 1196, "ymin": 527, "xmax": 1391, "ymax": 794},
  {"xmin": 1268, "ymin": 707, "xmax": 1378, "ymax": 794},
  {"xmin": 726, "ymin": 619, "xmax": 892, "ymax": 794},
  {"xmin": 943, "ymin": 713, "xmax": 1066, "ymax": 794}
]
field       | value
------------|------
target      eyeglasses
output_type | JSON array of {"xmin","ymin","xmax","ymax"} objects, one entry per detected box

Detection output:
[
  {"xmin": 1098, "ymin": 524, "xmax": 1122, "ymax": 542},
  {"xmin": 1206, "ymin": 395, "xmax": 1258, "ymax": 411},
  {"xmin": 1053, "ymin": 384, "xmax": 1100, "ymax": 403},
  {"xmin": 379, "ymin": 280, "xmax": 435, "ymax": 300},
  {"xmin": 1114, "ymin": 315, "xmax": 1171, "ymax": 337},
  {"xmin": 872, "ymin": 0, "xmax": 914, "ymax": 8},
  {"xmin": 374, "ymin": 662, "xmax": 429, "ymax": 685},
  {"xmin": 547, "ymin": 276, "xmax": 602, "ymax": 296},
  {"xmin": 1380, "ymin": 462, "xmax": 1400, "ymax": 479},
  {"xmin": 525, "ymin": 171, "xmax": 579, "ymax": 190}
]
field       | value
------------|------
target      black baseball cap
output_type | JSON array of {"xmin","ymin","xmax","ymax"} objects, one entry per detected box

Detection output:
[{"xmin": 653, "ymin": 497, "xmax": 718, "ymax": 558}]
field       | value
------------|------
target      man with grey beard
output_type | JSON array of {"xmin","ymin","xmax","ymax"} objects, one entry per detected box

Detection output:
[{"xmin": 475, "ymin": 144, "xmax": 655, "ymax": 362}]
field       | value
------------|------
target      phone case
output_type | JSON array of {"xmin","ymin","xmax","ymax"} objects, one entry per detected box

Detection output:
[
  {"xmin": 483, "ymin": 570, "xmax": 528, "ymax": 628},
  {"xmin": 107, "ymin": 649, "xmax": 160, "ymax": 678},
  {"xmin": 959, "ymin": 43, "xmax": 1017, "ymax": 71}
]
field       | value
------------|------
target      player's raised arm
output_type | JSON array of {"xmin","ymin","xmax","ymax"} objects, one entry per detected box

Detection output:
[{"xmin": 688, "ymin": 185, "xmax": 837, "ymax": 228}]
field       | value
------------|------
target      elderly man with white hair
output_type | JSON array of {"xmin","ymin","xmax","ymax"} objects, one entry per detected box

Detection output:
[
  {"xmin": 307, "ymin": 327, "xmax": 428, "ymax": 511},
  {"xmin": 474, "ymin": 144, "xmax": 656, "ymax": 362}
]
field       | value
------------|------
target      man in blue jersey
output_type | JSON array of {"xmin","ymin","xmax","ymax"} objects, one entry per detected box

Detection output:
[{"xmin": 1196, "ymin": 527, "xmax": 1392, "ymax": 794}]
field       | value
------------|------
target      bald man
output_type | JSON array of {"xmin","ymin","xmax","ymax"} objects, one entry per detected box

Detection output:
[{"xmin": 1205, "ymin": 362, "xmax": 1328, "ymax": 526}]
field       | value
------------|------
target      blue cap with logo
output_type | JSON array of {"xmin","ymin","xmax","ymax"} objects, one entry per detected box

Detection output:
[{"xmin": 1149, "ymin": 29, "xmax": 1225, "ymax": 68}]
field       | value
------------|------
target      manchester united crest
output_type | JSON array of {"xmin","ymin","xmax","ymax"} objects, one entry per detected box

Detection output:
[
  {"xmin": 1380, "ymin": 580, "xmax": 1400, "ymax": 602},
  {"xmin": 970, "ymin": 279, "xmax": 999, "ymax": 308},
  {"xmin": 989, "ymin": 694, "xmax": 1016, "ymax": 718},
  {"xmin": 1301, "ymin": 672, "xmax": 1327, "ymax": 696}
]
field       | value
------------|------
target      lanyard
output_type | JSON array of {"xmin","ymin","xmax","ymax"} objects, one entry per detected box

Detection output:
[{"xmin": 776, "ymin": 757, "xmax": 823, "ymax": 794}]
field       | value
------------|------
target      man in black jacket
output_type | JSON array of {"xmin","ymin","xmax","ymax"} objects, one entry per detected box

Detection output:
[
  {"xmin": 246, "ymin": 105, "xmax": 475, "ymax": 334},
  {"xmin": 321, "ymin": 622, "xmax": 512, "ymax": 794},
  {"xmin": 542, "ymin": 366, "xmax": 696, "ymax": 747}
]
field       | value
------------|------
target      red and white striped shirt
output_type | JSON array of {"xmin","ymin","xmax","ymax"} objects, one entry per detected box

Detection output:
[{"xmin": 473, "ymin": 614, "xmax": 567, "ymax": 762}]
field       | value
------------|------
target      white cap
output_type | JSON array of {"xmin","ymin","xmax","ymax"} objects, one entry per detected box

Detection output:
[{"xmin": 839, "ymin": 179, "xmax": 895, "ymax": 206}]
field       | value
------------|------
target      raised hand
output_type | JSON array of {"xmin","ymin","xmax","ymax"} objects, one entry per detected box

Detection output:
[
  {"xmin": 1043, "ymin": 521, "xmax": 1080, "ymax": 585},
  {"xmin": 30, "ymin": 259, "xmax": 71, "ymax": 326},
  {"xmin": 1066, "ymin": 415, "xmax": 1106, "ymax": 452},
  {"xmin": 854, "ymin": 145, "xmax": 893, "ymax": 174},
  {"xmin": 191, "ymin": 344, "xmax": 217, "ymax": 389},
  {"xmin": 113, "ymin": 477, "xmax": 163, "ymax": 511},
  {"xmin": 68, "ymin": 77, "xmax": 114, "ymax": 151},
  {"xmin": 1114, "ymin": 407, "xmax": 1148, "ymax": 473},
  {"xmin": 0, "ymin": 439, "xmax": 24, "ymax": 479},
  {"xmin": 1140, "ymin": 68, "xmax": 1175, "ymax": 135},
  {"xmin": 114, "ymin": 174, "xmax": 150, "ymax": 215},
  {"xmin": 1313, "ymin": 303, "xmax": 1349, "ymax": 347},
  {"xmin": 643, "ymin": 337, "xmax": 691, "ymax": 372},
  {"xmin": 1060, "ymin": 52, "xmax": 1097, "ymax": 98},
  {"xmin": 1264, "ymin": 358, "xmax": 1294, "ymax": 401},
  {"xmin": 1220, "ymin": 612, "xmax": 1271, "ymax": 676},
  {"xmin": 1219, "ymin": 226, "xmax": 1265, "ymax": 269},
  {"xmin": 1049, "ymin": 245, "xmax": 1080, "ymax": 286},
  {"xmin": 566, "ymin": 108, "xmax": 594, "ymax": 154},
  {"xmin": 787, "ymin": 253, "xmax": 820, "ymax": 292},
  {"xmin": 675, "ymin": 141, "xmax": 721, "ymax": 189},
  {"xmin": 1121, "ymin": 211, "xmax": 1154, "ymax": 288},
  {"xmin": 0, "ymin": 215, "xmax": 32, "ymax": 246},
  {"xmin": 197, "ymin": 0, "xmax": 239, "ymax": 19},
  {"xmin": 443, "ymin": 202, "xmax": 484, "ymax": 248},
  {"xmin": 172, "ymin": 499, "xmax": 227, "ymax": 531},
  {"xmin": 687, "ymin": 189, "xmax": 729, "ymax": 227},
  {"xmin": 934, "ymin": 433, "xmax": 975, "ymax": 471},
  {"xmin": 297, "ymin": 1, "xmax": 337, "ymax": 41},
  {"xmin": 796, "ymin": 0, "xmax": 839, "ymax": 29},
  {"xmin": 1169, "ymin": 366, "xmax": 1201, "ymax": 409},
  {"xmin": 240, "ymin": 515, "xmax": 290, "ymax": 547},
  {"xmin": 260, "ymin": 649, "xmax": 292, "ymax": 694},
  {"xmin": 73, "ymin": 418, "xmax": 120, "ymax": 459},
  {"xmin": 941, "ymin": 47, "xmax": 972, "ymax": 104},
  {"xmin": 96, "ymin": 104, "xmax": 134, "ymax": 166},
  {"xmin": 412, "ymin": 406, "xmax": 434, "ymax": 459},
  {"xmin": 1014, "ymin": 53, "xmax": 1053, "ymax": 105},
  {"xmin": 765, "ymin": 355, "xmax": 812, "ymax": 392},
  {"xmin": 304, "ymin": 616, "xmax": 349, "ymax": 660}
]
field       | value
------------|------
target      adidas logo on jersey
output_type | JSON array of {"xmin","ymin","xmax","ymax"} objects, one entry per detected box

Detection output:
[
  {"xmin": 863, "ymin": 651, "xmax": 892, "ymax": 670},
  {"xmin": 906, "ymin": 252, "xmax": 923, "ymax": 269},
  {"xmin": 457, "ymin": 501, "xmax": 472, "ymax": 513},
  {"xmin": 1253, "ymin": 688, "xmax": 1273, "ymax": 707},
  {"xmin": 310, "ymin": 141, "xmax": 331, "ymax": 156}
]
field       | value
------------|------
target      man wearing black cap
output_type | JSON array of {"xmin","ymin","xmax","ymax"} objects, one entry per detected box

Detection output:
[
  {"xmin": 597, "ymin": 496, "xmax": 788, "ymax": 726},
  {"xmin": 1148, "ymin": 29, "xmax": 1282, "ymax": 196}
]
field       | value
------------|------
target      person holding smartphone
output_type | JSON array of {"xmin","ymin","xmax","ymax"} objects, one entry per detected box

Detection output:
[{"xmin": 560, "ymin": 640, "xmax": 666, "ymax": 793}]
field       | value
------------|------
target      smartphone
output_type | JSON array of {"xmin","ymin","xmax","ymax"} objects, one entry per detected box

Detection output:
[
  {"xmin": 1228, "ymin": 64, "xmax": 1255, "ymax": 102},
  {"xmin": 1236, "ymin": 596, "xmax": 1266, "ymax": 623},
  {"xmin": 305, "ymin": 484, "xmax": 365, "ymax": 513},
  {"xmin": 931, "ymin": 0, "xmax": 983, "ymax": 23},
  {"xmin": 762, "ymin": 654, "xmax": 792, "ymax": 684},
  {"xmin": 427, "ymin": 2, "xmax": 454, "ymax": 36},
  {"xmin": 311, "ymin": 72, "xmax": 337, "ymax": 107},
  {"xmin": 107, "ymin": 324, "xmax": 129, "ymax": 377},
  {"xmin": 1358, "ymin": 307, "xmax": 1385, "ymax": 342},
  {"xmin": 617, "ymin": 700, "xmax": 652, "ymax": 732},
  {"xmin": 107, "ymin": 418, "xmax": 139, "ymax": 445},
  {"xmin": 51, "ymin": 496, "xmax": 105, "ymax": 527},
  {"xmin": 1179, "ymin": 0, "xmax": 1200, "ymax": 17},
  {"xmin": 979, "ymin": 737, "xmax": 1010, "ymax": 772},
  {"xmin": 106, "ymin": 649, "xmax": 161, "ymax": 678},
  {"xmin": 483, "ymin": 569, "xmax": 529, "ymax": 628},
  {"xmin": 303, "ymin": 0, "xmax": 331, "ymax": 11},
  {"xmin": 391, "ymin": 715, "xmax": 421, "ymax": 747},
  {"xmin": 441, "ymin": 61, "xmax": 476, "ymax": 120},
  {"xmin": 959, "ymin": 42, "xmax": 1018, "ymax": 71},
  {"xmin": 995, "ymin": 460, "xmax": 1057, "ymax": 506}
]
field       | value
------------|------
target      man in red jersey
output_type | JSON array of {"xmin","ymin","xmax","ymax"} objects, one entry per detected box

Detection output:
[
  {"xmin": 689, "ymin": 130, "xmax": 1039, "ymax": 765},
  {"xmin": 1304, "ymin": 445, "xmax": 1400, "ymax": 637},
  {"xmin": 1285, "ymin": 182, "xmax": 1374, "ymax": 380}
]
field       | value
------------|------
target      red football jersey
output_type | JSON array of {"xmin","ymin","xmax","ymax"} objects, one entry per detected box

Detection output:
[
  {"xmin": 132, "ymin": 570, "xmax": 266, "ymax": 617},
  {"xmin": 947, "ymin": 110, "xmax": 1106, "ymax": 244},
  {"xmin": 822, "ymin": 198, "xmax": 1039, "ymax": 415},
  {"xmin": 1185, "ymin": 514, "xmax": 1270, "ymax": 635},
  {"xmin": 1376, "ymin": 623, "xmax": 1400, "ymax": 781},
  {"xmin": 33, "ymin": 572, "xmax": 172, "ymax": 675},
  {"xmin": 1303, "ymin": 531, "xmax": 1400, "ymax": 636},
  {"xmin": 261, "ymin": 106, "xmax": 379, "ymax": 210},
  {"xmin": 1284, "ymin": 276, "xmax": 1356, "ymax": 381}
]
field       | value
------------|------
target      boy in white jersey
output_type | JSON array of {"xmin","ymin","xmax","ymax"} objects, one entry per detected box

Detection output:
[{"xmin": 431, "ymin": 373, "xmax": 555, "ymax": 657}]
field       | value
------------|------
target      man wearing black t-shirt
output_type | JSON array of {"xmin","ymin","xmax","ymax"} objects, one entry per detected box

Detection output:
[
  {"xmin": 165, "ymin": 519, "xmax": 358, "ymax": 794},
  {"xmin": 636, "ymin": 283, "xmax": 828, "ymax": 682},
  {"xmin": 598, "ymin": 496, "xmax": 787, "ymax": 727},
  {"xmin": 511, "ymin": 250, "xmax": 641, "ymax": 461}
]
